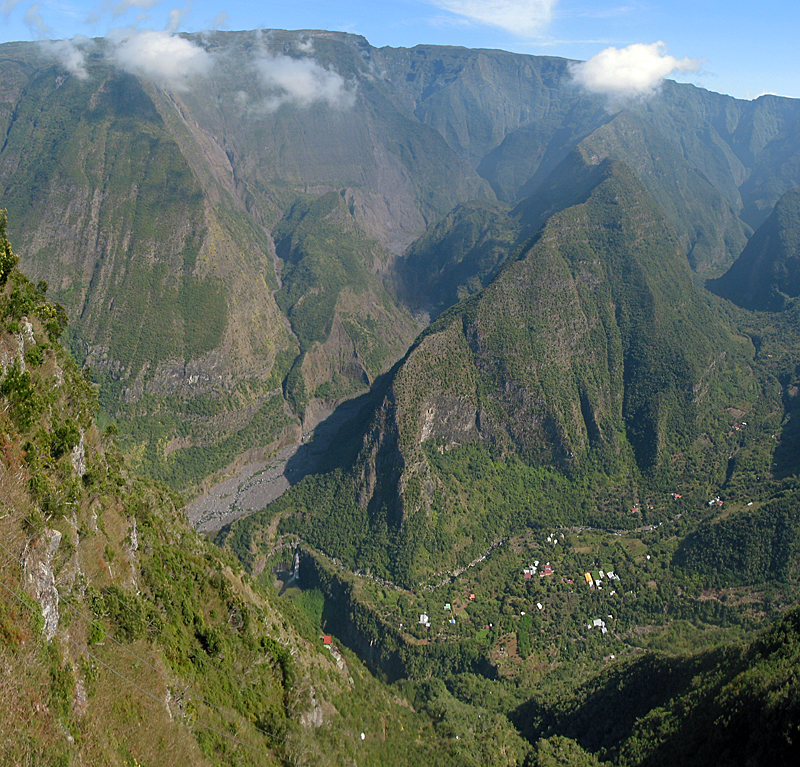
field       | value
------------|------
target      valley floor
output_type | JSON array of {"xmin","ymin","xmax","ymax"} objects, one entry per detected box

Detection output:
[{"xmin": 188, "ymin": 394, "xmax": 371, "ymax": 532}]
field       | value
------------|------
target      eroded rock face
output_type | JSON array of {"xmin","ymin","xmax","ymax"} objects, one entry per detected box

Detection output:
[
  {"xmin": 24, "ymin": 528, "xmax": 62, "ymax": 640},
  {"xmin": 419, "ymin": 395, "xmax": 483, "ymax": 444},
  {"xmin": 71, "ymin": 429, "xmax": 86, "ymax": 477}
]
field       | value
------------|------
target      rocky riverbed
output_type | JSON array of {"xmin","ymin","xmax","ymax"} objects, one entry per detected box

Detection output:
[{"xmin": 187, "ymin": 393, "xmax": 371, "ymax": 533}]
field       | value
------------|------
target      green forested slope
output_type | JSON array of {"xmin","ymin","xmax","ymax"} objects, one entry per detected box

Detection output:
[
  {"xmin": 227, "ymin": 156, "xmax": 756, "ymax": 589},
  {"xmin": 518, "ymin": 606, "xmax": 800, "ymax": 766}
]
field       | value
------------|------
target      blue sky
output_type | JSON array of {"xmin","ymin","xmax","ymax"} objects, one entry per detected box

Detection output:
[{"xmin": 0, "ymin": 1, "xmax": 797, "ymax": 101}]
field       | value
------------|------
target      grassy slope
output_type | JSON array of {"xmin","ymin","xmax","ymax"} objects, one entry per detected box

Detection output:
[{"xmin": 0, "ymin": 246, "xmax": 521, "ymax": 765}]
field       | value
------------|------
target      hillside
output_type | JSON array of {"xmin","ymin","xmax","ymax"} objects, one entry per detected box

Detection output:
[
  {"xmin": 239, "ymin": 154, "xmax": 754, "ymax": 588},
  {"xmin": 215, "ymin": 145, "xmax": 800, "ymax": 767},
  {"xmin": 3, "ymin": 178, "xmax": 800, "ymax": 766},
  {"xmin": 0, "ymin": 220, "xmax": 529, "ymax": 766},
  {"xmin": 517, "ymin": 606, "xmax": 800, "ymax": 766}
]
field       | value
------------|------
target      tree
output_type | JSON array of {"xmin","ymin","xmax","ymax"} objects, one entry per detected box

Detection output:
[
  {"xmin": 0, "ymin": 210, "xmax": 19, "ymax": 287},
  {"xmin": 530, "ymin": 736, "xmax": 601, "ymax": 767}
]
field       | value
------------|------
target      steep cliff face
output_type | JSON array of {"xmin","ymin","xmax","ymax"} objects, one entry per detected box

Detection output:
[
  {"xmin": 0, "ymin": 32, "xmax": 491, "ymax": 489},
  {"xmin": 709, "ymin": 187, "xmax": 800, "ymax": 311},
  {"xmin": 574, "ymin": 112, "xmax": 749, "ymax": 277}
]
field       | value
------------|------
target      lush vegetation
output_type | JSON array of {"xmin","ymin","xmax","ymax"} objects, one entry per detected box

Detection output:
[
  {"xmin": 236, "ymin": 159, "xmax": 759, "ymax": 590},
  {"xmin": 0, "ymin": 231, "xmax": 502, "ymax": 767},
  {"xmin": 214, "ymin": 153, "xmax": 800, "ymax": 767}
]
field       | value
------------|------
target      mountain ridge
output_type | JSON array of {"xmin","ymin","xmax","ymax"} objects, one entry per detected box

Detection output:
[
  {"xmin": 1, "ymin": 28, "xmax": 799, "ymax": 497},
  {"xmin": 241, "ymin": 154, "xmax": 756, "ymax": 588}
]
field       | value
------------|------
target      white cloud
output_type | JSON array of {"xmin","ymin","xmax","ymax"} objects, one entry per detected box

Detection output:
[
  {"xmin": 87, "ymin": 0, "xmax": 161, "ymax": 24},
  {"xmin": 111, "ymin": 29, "xmax": 214, "ymax": 90},
  {"xmin": 40, "ymin": 36, "xmax": 91, "ymax": 79},
  {"xmin": 24, "ymin": 2, "xmax": 50, "ymax": 37},
  {"xmin": 95, "ymin": 0, "xmax": 161, "ymax": 19},
  {"xmin": 167, "ymin": 5, "xmax": 191, "ymax": 33},
  {"xmin": 570, "ymin": 41, "xmax": 703, "ymax": 100},
  {"xmin": 428, "ymin": 0, "xmax": 556, "ymax": 37},
  {"xmin": 253, "ymin": 53, "xmax": 356, "ymax": 111},
  {"xmin": 296, "ymin": 36, "xmax": 314, "ymax": 53},
  {"xmin": 211, "ymin": 10, "xmax": 228, "ymax": 30},
  {"xmin": 1, "ymin": 0, "xmax": 25, "ymax": 18}
]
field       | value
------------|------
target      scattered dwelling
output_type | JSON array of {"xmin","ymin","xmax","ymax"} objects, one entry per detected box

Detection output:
[
  {"xmin": 444, "ymin": 603, "xmax": 451, "ymax": 611},
  {"xmin": 523, "ymin": 567, "xmax": 534, "ymax": 579},
  {"xmin": 590, "ymin": 618, "xmax": 608, "ymax": 635},
  {"xmin": 523, "ymin": 560, "xmax": 542, "ymax": 578},
  {"xmin": 540, "ymin": 563, "xmax": 554, "ymax": 577},
  {"xmin": 536, "ymin": 602, "xmax": 543, "ymax": 610},
  {"xmin": 323, "ymin": 635, "xmax": 332, "ymax": 645},
  {"xmin": 584, "ymin": 572, "xmax": 594, "ymax": 587},
  {"xmin": 419, "ymin": 613, "xmax": 431, "ymax": 627}
]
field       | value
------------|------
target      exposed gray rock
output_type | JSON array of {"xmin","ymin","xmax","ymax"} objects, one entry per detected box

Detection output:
[
  {"xmin": 71, "ymin": 429, "xmax": 86, "ymax": 477},
  {"xmin": 24, "ymin": 528, "xmax": 62, "ymax": 640}
]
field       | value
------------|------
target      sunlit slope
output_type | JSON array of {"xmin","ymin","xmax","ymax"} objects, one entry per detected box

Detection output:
[{"xmin": 1, "ymin": 31, "xmax": 799, "ymax": 493}]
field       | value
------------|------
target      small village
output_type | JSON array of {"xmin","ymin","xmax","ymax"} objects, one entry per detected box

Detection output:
[
  {"xmin": 311, "ymin": 520, "xmax": 658, "ymax": 665},
  {"xmin": 264, "ymin": 484, "xmax": 770, "ymax": 680}
]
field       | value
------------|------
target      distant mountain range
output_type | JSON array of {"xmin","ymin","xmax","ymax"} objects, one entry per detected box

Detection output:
[{"xmin": 1, "ymin": 29, "xmax": 799, "ymax": 498}]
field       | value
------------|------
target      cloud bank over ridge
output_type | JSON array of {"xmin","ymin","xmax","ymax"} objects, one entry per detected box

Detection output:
[
  {"xmin": 251, "ymin": 51, "xmax": 357, "ymax": 111},
  {"xmin": 570, "ymin": 41, "xmax": 703, "ymax": 100},
  {"xmin": 40, "ymin": 37, "xmax": 91, "ymax": 79},
  {"xmin": 110, "ymin": 28, "xmax": 215, "ymax": 90}
]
